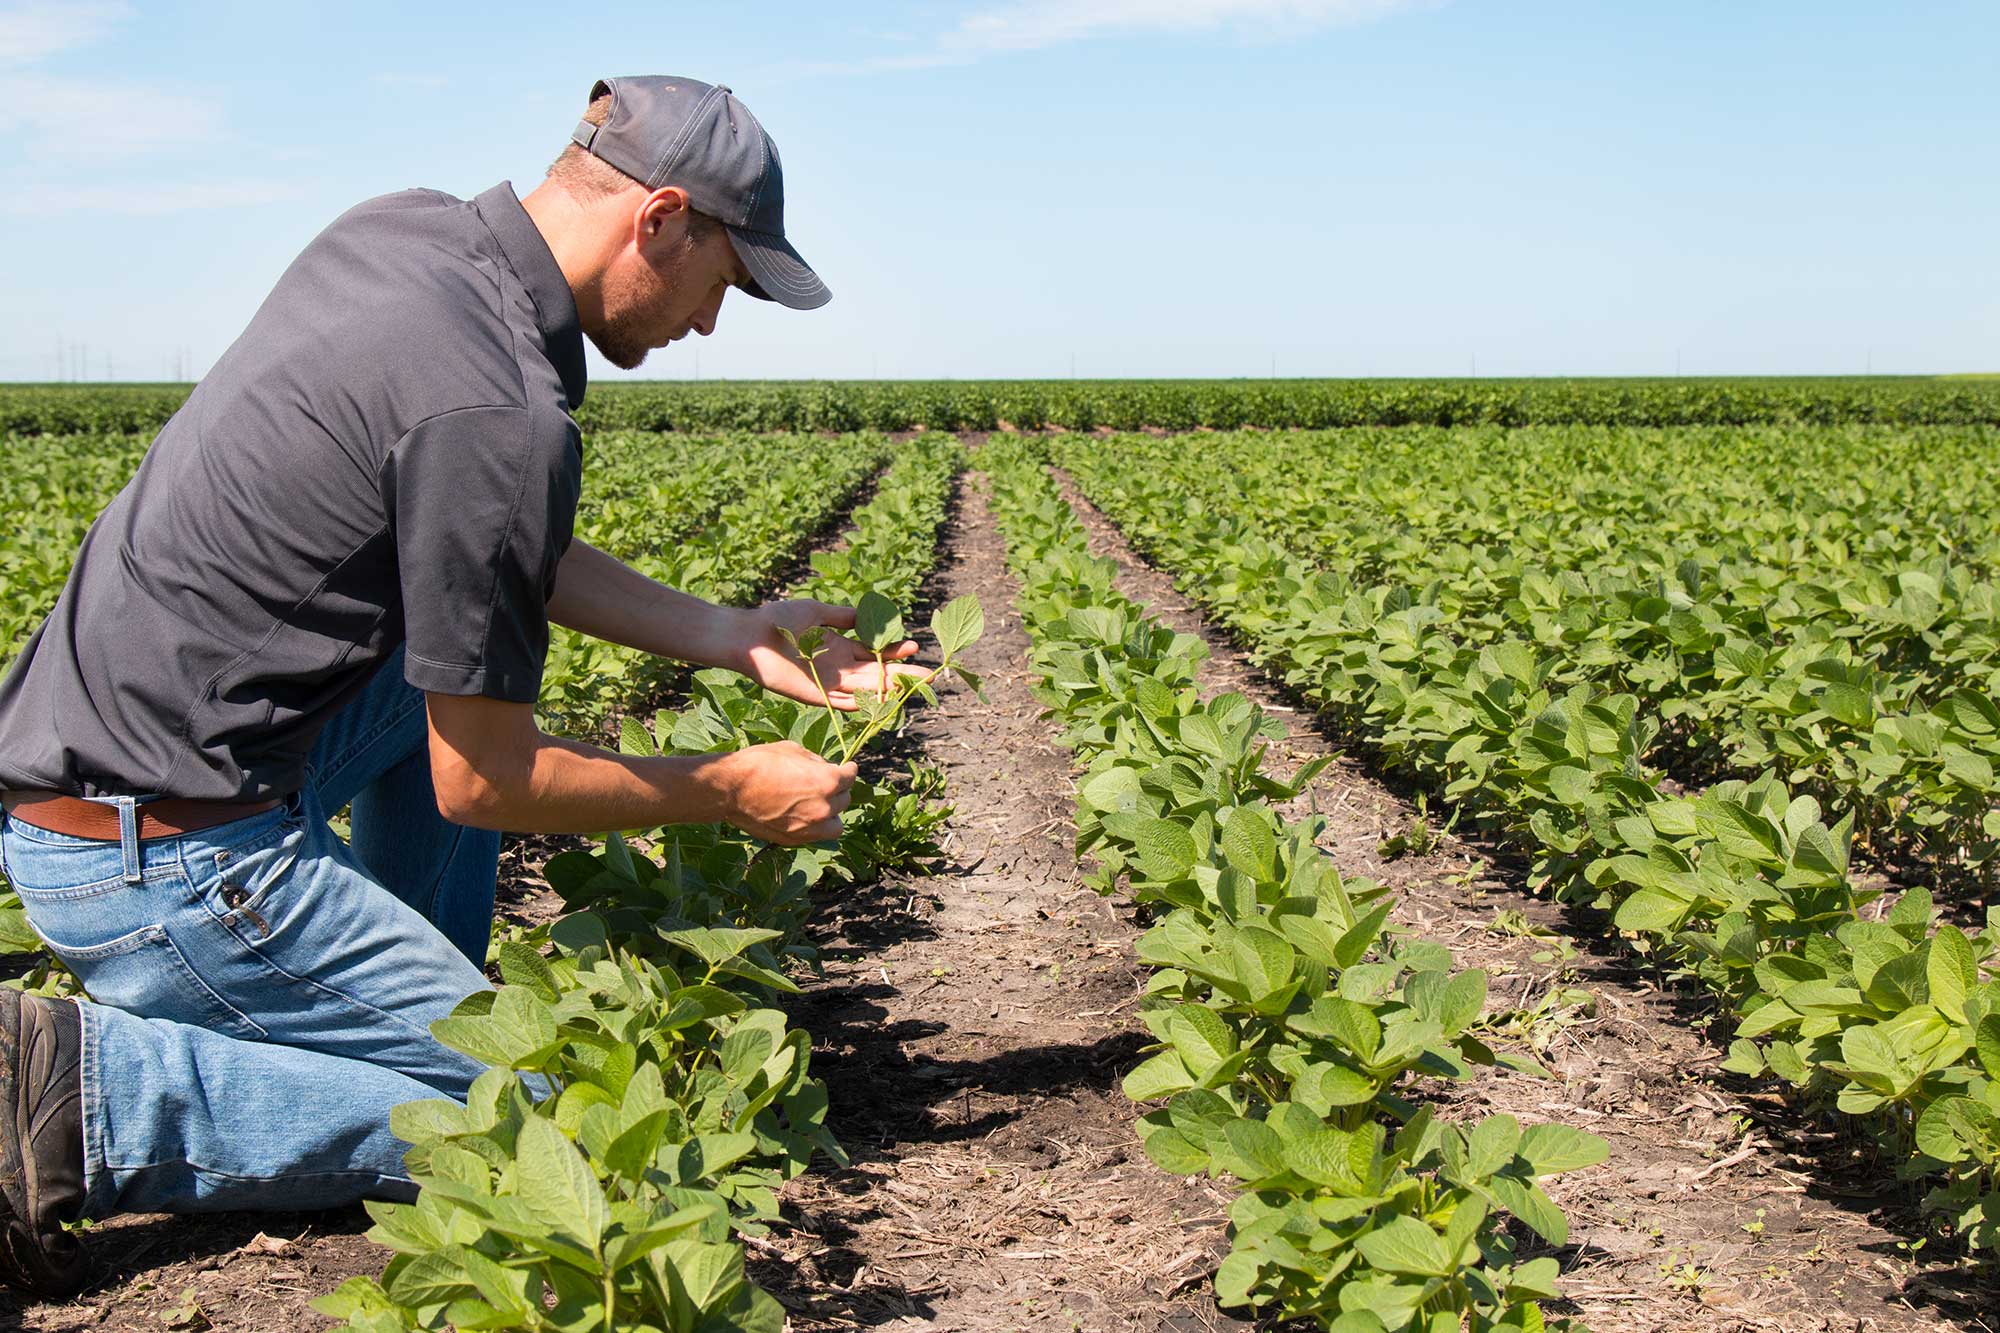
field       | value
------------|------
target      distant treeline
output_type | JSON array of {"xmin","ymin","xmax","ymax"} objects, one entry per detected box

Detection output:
[{"xmin": 5, "ymin": 376, "xmax": 1999, "ymax": 436}]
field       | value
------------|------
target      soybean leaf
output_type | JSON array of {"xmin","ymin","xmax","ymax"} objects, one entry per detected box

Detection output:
[
  {"xmin": 1487, "ymin": 1173, "xmax": 1569, "ymax": 1246},
  {"xmin": 1135, "ymin": 818, "xmax": 1198, "ymax": 881},
  {"xmin": 1978, "ymin": 1015, "xmax": 2000, "ymax": 1081},
  {"xmin": 930, "ymin": 594, "xmax": 985, "ymax": 658},
  {"xmin": 1927, "ymin": 925, "xmax": 1975, "ymax": 1023},
  {"xmin": 1353, "ymin": 1215, "xmax": 1452, "ymax": 1278},
  {"xmin": 1216, "ymin": 1118, "xmax": 1287, "ymax": 1182},
  {"xmin": 1221, "ymin": 805, "xmax": 1279, "ymax": 880},
  {"xmin": 661, "ymin": 926, "xmax": 784, "ymax": 969},
  {"xmin": 1467, "ymin": 1114, "xmax": 1522, "ymax": 1178},
  {"xmin": 1122, "ymin": 1050, "xmax": 1195, "ymax": 1102},
  {"xmin": 854, "ymin": 591, "xmax": 904, "ymax": 651},
  {"xmin": 617, "ymin": 715, "xmax": 657, "ymax": 758},
  {"xmin": 1709, "ymin": 802, "xmax": 1785, "ymax": 867},
  {"xmin": 1519, "ymin": 1121, "xmax": 1609, "ymax": 1175},
  {"xmin": 431, "ymin": 987, "xmax": 561, "ymax": 1070},
  {"xmin": 495, "ymin": 941, "xmax": 560, "ymax": 1003},
  {"xmin": 1140, "ymin": 1126, "xmax": 1210, "ymax": 1174},
  {"xmin": 515, "ymin": 1116, "xmax": 609, "ymax": 1256},
  {"xmin": 1167, "ymin": 1004, "xmax": 1237, "ymax": 1072}
]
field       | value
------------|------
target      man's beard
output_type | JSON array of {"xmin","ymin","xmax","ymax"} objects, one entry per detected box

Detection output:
[
  {"xmin": 590, "ymin": 320, "xmax": 652, "ymax": 371},
  {"xmin": 589, "ymin": 238, "xmax": 695, "ymax": 371},
  {"xmin": 589, "ymin": 272, "xmax": 661, "ymax": 370}
]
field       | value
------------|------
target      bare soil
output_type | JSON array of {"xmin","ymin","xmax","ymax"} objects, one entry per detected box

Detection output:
[{"xmin": 748, "ymin": 471, "xmax": 1246, "ymax": 1330}]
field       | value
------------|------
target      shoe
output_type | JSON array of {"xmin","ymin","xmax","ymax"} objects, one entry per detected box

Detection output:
[{"xmin": 0, "ymin": 989, "xmax": 88, "ymax": 1298}]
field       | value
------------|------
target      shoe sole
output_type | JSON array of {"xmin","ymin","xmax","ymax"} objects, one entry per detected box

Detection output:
[{"xmin": 0, "ymin": 989, "xmax": 89, "ymax": 1298}]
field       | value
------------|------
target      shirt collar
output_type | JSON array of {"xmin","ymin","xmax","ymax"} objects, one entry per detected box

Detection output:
[{"xmin": 472, "ymin": 181, "xmax": 588, "ymax": 410}]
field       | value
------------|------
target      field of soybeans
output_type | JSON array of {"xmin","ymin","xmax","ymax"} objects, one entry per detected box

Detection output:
[{"xmin": 4, "ymin": 377, "xmax": 2000, "ymax": 1333}]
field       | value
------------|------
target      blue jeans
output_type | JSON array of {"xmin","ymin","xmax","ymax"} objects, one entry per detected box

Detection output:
[{"xmin": 0, "ymin": 646, "xmax": 502, "ymax": 1216}]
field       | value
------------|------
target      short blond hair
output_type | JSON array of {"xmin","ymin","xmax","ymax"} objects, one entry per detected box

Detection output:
[{"xmin": 547, "ymin": 93, "xmax": 721, "ymax": 239}]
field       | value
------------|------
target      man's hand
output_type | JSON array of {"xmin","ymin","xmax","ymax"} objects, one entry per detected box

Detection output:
[
  {"xmin": 741, "ymin": 598, "xmax": 930, "ymax": 711},
  {"xmin": 713, "ymin": 740, "xmax": 859, "ymax": 844},
  {"xmin": 424, "ymin": 694, "xmax": 859, "ymax": 842}
]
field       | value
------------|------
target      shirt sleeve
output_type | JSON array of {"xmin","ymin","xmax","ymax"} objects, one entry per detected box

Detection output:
[{"xmin": 378, "ymin": 404, "xmax": 582, "ymax": 702}]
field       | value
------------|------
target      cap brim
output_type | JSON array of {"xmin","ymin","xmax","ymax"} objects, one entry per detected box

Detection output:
[{"xmin": 727, "ymin": 226, "xmax": 831, "ymax": 311}]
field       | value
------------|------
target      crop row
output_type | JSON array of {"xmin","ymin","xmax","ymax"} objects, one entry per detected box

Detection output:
[
  {"xmin": 982, "ymin": 440, "xmax": 1605, "ymax": 1331},
  {"xmin": 8, "ymin": 376, "xmax": 2000, "ymax": 438},
  {"xmin": 0, "ymin": 432, "xmax": 153, "ymax": 661},
  {"xmin": 316, "ymin": 439, "xmax": 974, "ymax": 1330},
  {"xmin": 1052, "ymin": 439, "xmax": 2000, "ymax": 1255},
  {"xmin": 1070, "ymin": 427, "xmax": 2000, "ymax": 888}
]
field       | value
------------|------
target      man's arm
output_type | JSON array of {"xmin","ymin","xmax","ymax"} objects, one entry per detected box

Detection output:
[
  {"xmin": 546, "ymin": 538, "xmax": 757, "ymax": 672},
  {"xmin": 425, "ymin": 691, "xmax": 855, "ymax": 841},
  {"xmin": 546, "ymin": 538, "xmax": 929, "ymax": 711}
]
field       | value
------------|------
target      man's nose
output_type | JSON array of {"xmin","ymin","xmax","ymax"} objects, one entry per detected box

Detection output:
[{"xmin": 692, "ymin": 289, "xmax": 726, "ymax": 337}]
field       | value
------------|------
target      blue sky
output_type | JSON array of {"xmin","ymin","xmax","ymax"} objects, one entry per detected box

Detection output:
[{"xmin": 1, "ymin": 0, "xmax": 1994, "ymax": 383}]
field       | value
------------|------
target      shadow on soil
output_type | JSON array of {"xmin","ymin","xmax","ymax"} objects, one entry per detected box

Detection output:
[
  {"xmin": 0, "ymin": 1205, "xmax": 373, "ymax": 1316},
  {"xmin": 820, "ymin": 1027, "xmax": 1149, "ymax": 1148},
  {"xmin": 746, "ymin": 1198, "xmax": 941, "ymax": 1328},
  {"xmin": 745, "ymin": 1023, "xmax": 1153, "ymax": 1329}
]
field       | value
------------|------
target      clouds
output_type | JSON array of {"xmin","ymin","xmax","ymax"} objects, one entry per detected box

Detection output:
[
  {"xmin": 821, "ymin": 0, "xmax": 1429, "ymax": 73},
  {"xmin": 0, "ymin": 0, "xmax": 218, "ymax": 159},
  {"xmin": 0, "ymin": 72, "xmax": 223, "ymax": 159},
  {"xmin": 0, "ymin": 0, "xmax": 130, "ymax": 66},
  {"xmin": 943, "ymin": 0, "xmax": 1426, "ymax": 57},
  {"xmin": 0, "ymin": 0, "xmax": 282, "ymax": 213}
]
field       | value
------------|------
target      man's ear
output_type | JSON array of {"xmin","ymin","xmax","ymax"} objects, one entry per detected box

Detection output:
[{"xmin": 633, "ymin": 185, "xmax": 694, "ymax": 252}]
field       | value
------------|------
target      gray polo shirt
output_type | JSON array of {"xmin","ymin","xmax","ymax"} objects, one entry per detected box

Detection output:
[{"xmin": 0, "ymin": 182, "xmax": 587, "ymax": 802}]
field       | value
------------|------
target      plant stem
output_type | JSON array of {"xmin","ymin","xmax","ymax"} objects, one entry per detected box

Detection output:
[
  {"xmin": 802, "ymin": 651, "xmax": 849, "ymax": 753},
  {"xmin": 840, "ymin": 657, "xmax": 949, "ymax": 764}
]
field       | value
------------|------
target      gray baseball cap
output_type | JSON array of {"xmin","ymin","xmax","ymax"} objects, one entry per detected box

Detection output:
[{"xmin": 570, "ymin": 75, "xmax": 830, "ymax": 310}]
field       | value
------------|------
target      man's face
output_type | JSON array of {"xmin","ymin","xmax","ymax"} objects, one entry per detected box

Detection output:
[{"xmin": 590, "ymin": 198, "xmax": 750, "ymax": 371}]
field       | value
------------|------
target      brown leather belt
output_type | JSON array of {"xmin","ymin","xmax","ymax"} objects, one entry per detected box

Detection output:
[{"xmin": 1, "ymin": 792, "xmax": 282, "ymax": 841}]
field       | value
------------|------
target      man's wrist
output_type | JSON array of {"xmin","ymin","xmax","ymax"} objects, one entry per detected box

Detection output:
[
  {"xmin": 672, "ymin": 749, "xmax": 744, "ymax": 825},
  {"xmin": 644, "ymin": 592, "xmax": 760, "ymax": 675},
  {"xmin": 709, "ymin": 604, "xmax": 765, "ymax": 675}
]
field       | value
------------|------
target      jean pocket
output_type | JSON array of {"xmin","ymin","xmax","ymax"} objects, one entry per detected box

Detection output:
[
  {"xmin": 196, "ymin": 819, "xmax": 309, "ymax": 942},
  {"xmin": 37, "ymin": 920, "xmax": 269, "ymax": 1041}
]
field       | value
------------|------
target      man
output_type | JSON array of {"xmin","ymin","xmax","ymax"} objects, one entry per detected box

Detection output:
[{"xmin": 0, "ymin": 76, "xmax": 913, "ymax": 1297}]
